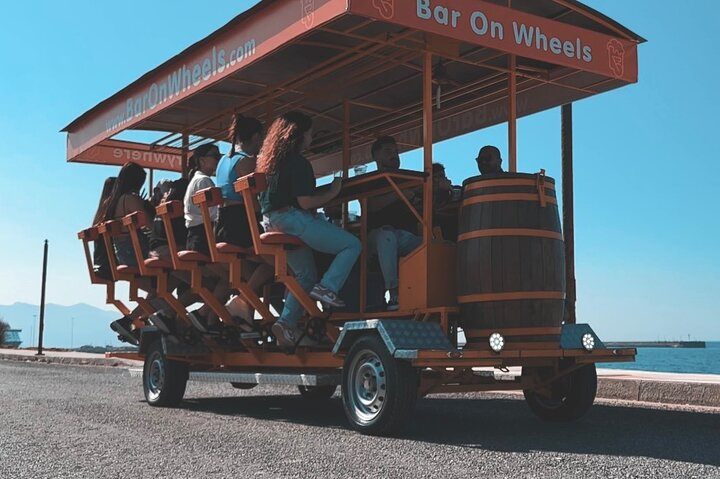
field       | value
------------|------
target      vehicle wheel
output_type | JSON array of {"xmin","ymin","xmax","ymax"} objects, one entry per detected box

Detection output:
[
  {"xmin": 342, "ymin": 335, "xmax": 418, "ymax": 436},
  {"xmin": 143, "ymin": 339, "xmax": 188, "ymax": 407},
  {"xmin": 298, "ymin": 384, "xmax": 337, "ymax": 400},
  {"xmin": 523, "ymin": 363, "xmax": 597, "ymax": 422}
]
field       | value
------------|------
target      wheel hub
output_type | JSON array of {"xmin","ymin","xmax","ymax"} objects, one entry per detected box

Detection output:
[
  {"xmin": 349, "ymin": 350, "xmax": 387, "ymax": 423},
  {"xmin": 147, "ymin": 357, "xmax": 165, "ymax": 399}
]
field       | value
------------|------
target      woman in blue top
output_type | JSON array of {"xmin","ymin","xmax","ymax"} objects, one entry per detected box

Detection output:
[
  {"xmin": 215, "ymin": 114, "xmax": 275, "ymax": 320},
  {"xmin": 216, "ymin": 114, "xmax": 263, "ymax": 248},
  {"xmin": 257, "ymin": 111, "xmax": 361, "ymax": 347}
]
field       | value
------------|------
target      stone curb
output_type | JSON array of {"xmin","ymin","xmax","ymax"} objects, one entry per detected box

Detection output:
[
  {"xmin": 0, "ymin": 353, "xmax": 140, "ymax": 368},
  {"xmin": 597, "ymin": 378, "xmax": 720, "ymax": 408}
]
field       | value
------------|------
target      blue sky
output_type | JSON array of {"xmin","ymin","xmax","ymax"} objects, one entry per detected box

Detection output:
[{"xmin": 0, "ymin": 1, "xmax": 718, "ymax": 341}]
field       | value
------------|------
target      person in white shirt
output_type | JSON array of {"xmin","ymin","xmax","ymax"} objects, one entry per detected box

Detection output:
[
  {"xmin": 184, "ymin": 144, "xmax": 222, "ymax": 254},
  {"xmin": 182, "ymin": 143, "xmax": 229, "ymax": 331}
]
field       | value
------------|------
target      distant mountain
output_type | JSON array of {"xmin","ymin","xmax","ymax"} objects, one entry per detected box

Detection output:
[{"xmin": 0, "ymin": 302, "xmax": 123, "ymax": 348}]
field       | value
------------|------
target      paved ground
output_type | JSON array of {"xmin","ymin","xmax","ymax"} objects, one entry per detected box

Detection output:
[{"xmin": 0, "ymin": 361, "xmax": 718, "ymax": 479}]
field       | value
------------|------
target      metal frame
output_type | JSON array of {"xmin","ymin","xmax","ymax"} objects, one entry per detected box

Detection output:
[{"xmin": 73, "ymin": 1, "xmax": 644, "ymax": 392}]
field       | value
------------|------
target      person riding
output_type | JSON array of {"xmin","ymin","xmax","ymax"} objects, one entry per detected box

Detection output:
[
  {"xmin": 184, "ymin": 143, "xmax": 223, "ymax": 256},
  {"xmin": 183, "ymin": 143, "xmax": 234, "ymax": 331},
  {"xmin": 256, "ymin": 111, "xmax": 361, "ymax": 347},
  {"xmin": 97, "ymin": 162, "xmax": 155, "ymax": 267},
  {"xmin": 215, "ymin": 113, "xmax": 274, "ymax": 320},
  {"xmin": 91, "ymin": 176, "xmax": 117, "ymax": 281},
  {"xmin": 95, "ymin": 163, "xmax": 163, "ymax": 344},
  {"xmin": 92, "ymin": 176, "xmax": 138, "ymax": 344},
  {"xmin": 475, "ymin": 145, "xmax": 505, "ymax": 174},
  {"xmin": 366, "ymin": 136, "xmax": 423, "ymax": 311}
]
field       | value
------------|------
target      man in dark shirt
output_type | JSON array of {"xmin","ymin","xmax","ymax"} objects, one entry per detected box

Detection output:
[
  {"xmin": 475, "ymin": 145, "xmax": 505, "ymax": 174},
  {"xmin": 367, "ymin": 136, "xmax": 423, "ymax": 311}
]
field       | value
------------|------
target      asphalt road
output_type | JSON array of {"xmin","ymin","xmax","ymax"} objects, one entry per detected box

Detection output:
[{"xmin": 0, "ymin": 362, "xmax": 718, "ymax": 479}]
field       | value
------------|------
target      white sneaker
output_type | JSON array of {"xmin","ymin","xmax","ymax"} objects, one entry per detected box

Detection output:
[{"xmin": 272, "ymin": 321, "xmax": 296, "ymax": 348}]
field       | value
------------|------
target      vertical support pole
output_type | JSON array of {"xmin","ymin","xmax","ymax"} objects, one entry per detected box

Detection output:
[
  {"xmin": 342, "ymin": 100, "xmax": 351, "ymax": 226},
  {"xmin": 36, "ymin": 239, "xmax": 48, "ymax": 356},
  {"xmin": 562, "ymin": 103, "xmax": 576, "ymax": 324},
  {"xmin": 181, "ymin": 133, "xmax": 190, "ymax": 177},
  {"xmin": 508, "ymin": 55, "xmax": 517, "ymax": 173},
  {"xmin": 360, "ymin": 198, "xmax": 368, "ymax": 314},
  {"xmin": 148, "ymin": 168, "xmax": 154, "ymax": 195},
  {"xmin": 422, "ymin": 51, "xmax": 434, "ymax": 245}
]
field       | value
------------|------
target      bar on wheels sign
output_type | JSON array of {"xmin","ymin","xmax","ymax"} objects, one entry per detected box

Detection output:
[{"xmin": 352, "ymin": 0, "xmax": 638, "ymax": 83}]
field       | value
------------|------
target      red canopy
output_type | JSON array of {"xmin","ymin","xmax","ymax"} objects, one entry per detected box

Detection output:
[{"xmin": 63, "ymin": 0, "xmax": 643, "ymax": 175}]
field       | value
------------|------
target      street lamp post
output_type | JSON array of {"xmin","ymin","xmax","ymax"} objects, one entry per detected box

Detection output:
[{"xmin": 36, "ymin": 239, "xmax": 49, "ymax": 356}]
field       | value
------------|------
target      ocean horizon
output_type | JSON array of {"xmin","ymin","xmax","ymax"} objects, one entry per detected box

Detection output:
[{"xmin": 599, "ymin": 341, "xmax": 720, "ymax": 375}]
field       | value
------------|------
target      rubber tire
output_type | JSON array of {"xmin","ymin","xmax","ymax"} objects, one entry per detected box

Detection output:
[
  {"xmin": 298, "ymin": 385, "xmax": 337, "ymax": 400},
  {"xmin": 341, "ymin": 335, "xmax": 418, "ymax": 436},
  {"xmin": 523, "ymin": 363, "xmax": 597, "ymax": 422},
  {"xmin": 143, "ymin": 339, "xmax": 188, "ymax": 407}
]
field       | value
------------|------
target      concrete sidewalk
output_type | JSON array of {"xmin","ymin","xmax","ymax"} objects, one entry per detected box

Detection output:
[{"xmin": 2, "ymin": 348, "xmax": 719, "ymax": 408}]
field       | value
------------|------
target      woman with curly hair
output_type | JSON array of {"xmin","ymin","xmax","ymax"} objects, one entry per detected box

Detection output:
[{"xmin": 257, "ymin": 111, "xmax": 360, "ymax": 347}]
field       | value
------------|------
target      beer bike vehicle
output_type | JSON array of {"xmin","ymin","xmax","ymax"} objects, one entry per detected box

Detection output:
[{"xmin": 66, "ymin": 0, "xmax": 643, "ymax": 435}]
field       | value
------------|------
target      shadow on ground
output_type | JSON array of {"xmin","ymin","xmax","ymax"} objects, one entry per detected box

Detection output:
[{"xmin": 177, "ymin": 392, "xmax": 720, "ymax": 466}]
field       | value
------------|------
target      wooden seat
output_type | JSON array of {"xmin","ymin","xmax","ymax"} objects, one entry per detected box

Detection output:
[
  {"xmin": 259, "ymin": 231, "xmax": 305, "ymax": 247},
  {"xmin": 234, "ymin": 172, "xmax": 326, "ymax": 321},
  {"xmin": 177, "ymin": 250, "xmax": 212, "ymax": 263},
  {"xmin": 217, "ymin": 242, "xmax": 252, "ymax": 255},
  {"xmin": 116, "ymin": 265, "xmax": 140, "ymax": 274},
  {"xmin": 144, "ymin": 258, "xmax": 173, "ymax": 269},
  {"xmin": 192, "ymin": 186, "xmax": 276, "ymax": 325},
  {"xmin": 97, "ymin": 219, "xmax": 156, "ymax": 317},
  {"xmin": 156, "ymin": 199, "xmax": 245, "ymax": 330},
  {"xmin": 77, "ymin": 226, "xmax": 131, "ymax": 317}
]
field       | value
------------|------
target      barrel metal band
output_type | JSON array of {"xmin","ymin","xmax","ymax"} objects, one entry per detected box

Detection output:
[
  {"xmin": 458, "ymin": 291, "xmax": 566, "ymax": 303},
  {"xmin": 464, "ymin": 180, "xmax": 556, "ymax": 192},
  {"xmin": 458, "ymin": 228, "xmax": 563, "ymax": 242},
  {"xmin": 463, "ymin": 326, "xmax": 562, "ymax": 337},
  {"xmin": 461, "ymin": 193, "xmax": 558, "ymax": 207}
]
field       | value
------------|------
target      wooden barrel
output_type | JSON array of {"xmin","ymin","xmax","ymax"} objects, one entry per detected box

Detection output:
[{"xmin": 456, "ymin": 172, "xmax": 565, "ymax": 349}]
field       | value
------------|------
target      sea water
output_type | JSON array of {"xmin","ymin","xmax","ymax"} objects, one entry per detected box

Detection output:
[{"xmin": 599, "ymin": 341, "xmax": 720, "ymax": 375}]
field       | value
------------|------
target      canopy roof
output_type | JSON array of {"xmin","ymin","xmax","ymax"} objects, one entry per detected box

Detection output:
[{"xmin": 63, "ymin": 0, "xmax": 643, "ymax": 175}]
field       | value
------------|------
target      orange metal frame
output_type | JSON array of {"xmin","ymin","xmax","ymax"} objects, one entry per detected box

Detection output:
[{"xmin": 71, "ymin": 1, "xmax": 642, "ymax": 377}]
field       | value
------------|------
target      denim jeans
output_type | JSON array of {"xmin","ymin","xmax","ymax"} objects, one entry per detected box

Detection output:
[
  {"xmin": 368, "ymin": 226, "xmax": 422, "ymax": 291},
  {"xmin": 264, "ymin": 207, "xmax": 361, "ymax": 327},
  {"xmin": 113, "ymin": 234, "xmax": 149, "ymax": 267}
]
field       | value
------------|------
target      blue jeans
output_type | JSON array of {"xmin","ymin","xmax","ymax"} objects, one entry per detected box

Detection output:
[
  {"xmin": 368, "ymin": 227, "xmax": 422, "ymax": 291},
  {"xmin": 264, "ymin": 208, "xmax": 361, "ymax": 327},
  {"xmin": 113, "ymin": 234, "xmax": 149, "ymax": 267}
]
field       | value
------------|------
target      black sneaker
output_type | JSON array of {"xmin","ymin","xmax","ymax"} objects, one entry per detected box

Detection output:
[
  {"xmin": 309, "ymin": 284, "xmax": 346, "ymax": 308},
  {"xmin": 110, "ymin": 317, "xmax": 139, "ymax": 346}
]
